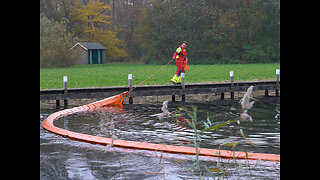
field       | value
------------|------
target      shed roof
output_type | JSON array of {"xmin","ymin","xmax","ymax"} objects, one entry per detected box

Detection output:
[{"xmin": 70, "ymin": 42, "xmax": 107, "ymax": 51}]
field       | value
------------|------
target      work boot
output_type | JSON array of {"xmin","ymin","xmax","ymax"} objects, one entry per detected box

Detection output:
[
  {"xmin": 177, "ymin": 76, "xmax": 182, "ymax": 84},
  {"xmin": 170, "ymin": 75, "xmax": 179, "ymax": 85}
]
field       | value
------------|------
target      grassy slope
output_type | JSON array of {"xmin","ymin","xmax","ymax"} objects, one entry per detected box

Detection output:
[{"xmin": 40, "ymin": 63, "xmax": 280, "ymax": 89}]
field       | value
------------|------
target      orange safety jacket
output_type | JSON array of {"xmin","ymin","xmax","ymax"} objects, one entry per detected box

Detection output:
[
  {"xmin": 172, "ymin": 46, "xmax": 188, "ymax": 74},
  {"xmin": 172, "ymin": 45, "xmax": 187, "ymax": 62}
]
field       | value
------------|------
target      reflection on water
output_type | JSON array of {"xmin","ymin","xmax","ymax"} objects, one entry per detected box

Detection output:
[
  {"xmin": 40, "ymin": 96, "xmax": 280, "ymax": 179},
  {"xmin": 66, "ymin": 154, "xmax": 96, "ymax": 180}
]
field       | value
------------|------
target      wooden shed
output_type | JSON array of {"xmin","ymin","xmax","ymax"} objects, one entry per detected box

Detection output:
[{"xmin": 70, "ymin": 42, "xmax": 107, "ymax": 65}]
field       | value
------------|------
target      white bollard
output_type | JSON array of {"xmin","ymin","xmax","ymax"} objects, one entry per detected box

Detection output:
[
  {"xmin": 230, "ymin": 71, "xmax": 234, "ymax": 100},
  {"xmin": 63, "ymin": 76, "xmax": 68, "ymax": 108},
  {"xmin": 181, "ymin": 73, "xmax": 185, "ymax": 102},
  {"xmin": 128, "ymin": 74, "xmax": 133, "ymax": 104}
]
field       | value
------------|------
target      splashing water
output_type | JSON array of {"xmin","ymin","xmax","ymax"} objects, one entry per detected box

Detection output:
[
  {"xmin": 150, "ymin": 101, "xmax": 170, "ymax": 120},
  {"xmin": 238, "ymin": 86, "xmax": 255, "ymax": 124}
]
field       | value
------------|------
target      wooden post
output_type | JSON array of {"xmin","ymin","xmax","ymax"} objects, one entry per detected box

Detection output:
[
  {"xmin": 63, "ymin": 76, "xmax": 68, "ymax": 108},
  {"xmin": 56, "ymin": 100, "xmax": 60, "ymax": 109},
  {"xmin": 128, "ymin": 74, "xmax": 133, "ymax": 104},
  {"xmin": 221, "ymin": 92, "xmax": 225, "ymax": 100},
  {"xmin": 276, "ymin": 69, "xmax": 280, "ymax": 97},
  {"xmin": 181, "ymin": 73, "xmax": 185, "ymax": 102},
  {"xmin": 172, "ymin": 95, "xmax": 175, "ymax": 102},
  {"xmin": 230, "ymin": 71, "xmax": 234, "ymax": 100}
]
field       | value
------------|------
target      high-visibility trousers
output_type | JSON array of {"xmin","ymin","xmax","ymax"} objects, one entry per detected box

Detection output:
[{"xmin": 175, "ymin": 58, "xmax": 185, "ymax": 75}]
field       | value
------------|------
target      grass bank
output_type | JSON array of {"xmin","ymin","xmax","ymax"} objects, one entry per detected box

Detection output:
[{"xmin": 40, "ymin": 63, "xmax": 280, "ymax": 89}]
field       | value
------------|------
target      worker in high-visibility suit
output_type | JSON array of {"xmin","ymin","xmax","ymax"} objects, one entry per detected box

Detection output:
[{"xmin": 170, "ymin": 41, "xmax": 187, "ymax": 85}]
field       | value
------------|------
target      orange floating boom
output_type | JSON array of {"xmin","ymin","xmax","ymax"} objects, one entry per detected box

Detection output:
[{"xmin": 42, "ymin": 92, "xmax": 280, "ymax": 162}]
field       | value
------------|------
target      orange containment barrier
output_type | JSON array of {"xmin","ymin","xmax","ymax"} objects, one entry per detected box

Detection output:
[{"xmin": 42, "ymin": 92, "xmax": 280, "ymax": 162}]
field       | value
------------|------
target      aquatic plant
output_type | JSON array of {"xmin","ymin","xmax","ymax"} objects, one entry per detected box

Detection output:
[
  {"xmin": 175, "ymin": 106, "xmax": 228, "ymax": 178},
  {"xmin": 173, "ymin": 86, "xmax": 259, "ymax": 178},
  {"xmin": 175, "ymin": 106, "xmax": 262, "ymax": 178}
]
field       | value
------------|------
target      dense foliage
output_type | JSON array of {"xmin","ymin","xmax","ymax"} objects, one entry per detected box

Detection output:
[{"xmin": 40, "ymin": 0, "xmax": 280, "ymax": 67}]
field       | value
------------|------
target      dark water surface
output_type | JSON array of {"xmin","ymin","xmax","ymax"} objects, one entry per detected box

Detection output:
[{"xmin": 40, "ymin": 96, "xmax": 280, "ymax": 179}]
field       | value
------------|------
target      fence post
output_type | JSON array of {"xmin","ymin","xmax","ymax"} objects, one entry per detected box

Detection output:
[
  {"xmin": 56, "ymin": 100, "xmax": 60, "ymax": 109},
  {"xmin": 230, "ymin": 71, "xmax": 234, "ymax": 100},
  {"xmin": 63, "ymin": 76, "xmax": 68, "ymax": 108},
  {"xmin": 172, "ymin": 95, "xmax": 176, "ymax": 102},
  {"xmin": 276, "ymin": 69, "xmax": 280, "ymax": 97},
  {"xmin": 128, "ymin": 74, "xmax": 133, "ymax": 104},
  {"xmin": 181, "ymin": 73, "xmax": 185, "ymax": 102}
]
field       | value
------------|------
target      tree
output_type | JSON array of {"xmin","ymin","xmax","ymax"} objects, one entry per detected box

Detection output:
[
  {"xmin": 93, "ymin": 28, "xmax": 128, "ymax": 59},
  {"xmin": 70, "ymin": 0, "xmax": 128, "ymax": 60},
  {"xmin": 40, "ymin": 0, "xmax": 128, "ymax": 63},
  {"xmin": 40, "ymin": 14, "xmax": 79, "ymax": 68},
  {"xmin": 40, "ymin": 0, "xmax": 280, "ymax": 64},
  {"xmin": 70, "ymin": 0, "xmax": 112, "ymax": 40}
]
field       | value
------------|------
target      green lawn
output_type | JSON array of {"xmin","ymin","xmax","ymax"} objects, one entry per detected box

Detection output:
[{"xmin": 40, "ymin": 63, "xmax": 280, "ymax": 89}]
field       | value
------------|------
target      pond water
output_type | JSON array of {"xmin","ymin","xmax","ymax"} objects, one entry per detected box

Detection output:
[{"xmin": 40, "ymin": 96, "xmax": 280, "ymax": 179}]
